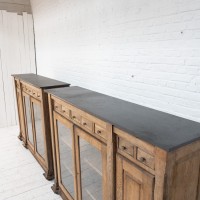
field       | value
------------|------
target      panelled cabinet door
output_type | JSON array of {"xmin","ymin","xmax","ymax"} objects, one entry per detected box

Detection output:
[
  {"xmin": 23, "ymin": 93, "xmax": 34, "ymax": 151},
  {"xmin": 74, "ymin": 127, "xmax": 107, "ymax": 200},
  {"xmin": 53, "ymin": 112, "xmax": 76, "ymax": 200},
  {"xmin": 116, "ymin": 155, "xmax": 155, "ymax": 200},
  {"xmin": 31, "ymin": 98, "xmax": 46, "ymax": 162}
]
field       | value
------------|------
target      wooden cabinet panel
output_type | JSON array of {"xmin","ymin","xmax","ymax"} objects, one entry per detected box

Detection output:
[{"xmin": 116, "ymin": 155, "xmax": 154, "ymax": 200}]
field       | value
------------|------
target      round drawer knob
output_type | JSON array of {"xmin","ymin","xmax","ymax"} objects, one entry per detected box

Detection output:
[
  {"xmin": 122, "ymin": 146, "xmax": 127, "ymax": 150},
  {"xmin": 72, "ymin": 116, "xmax": 76, "ymax": 119},
  {"xmin": 83, "ymin": 122, "xmax": 87, "ymax": 126},
  {"xmin": 97, "ymin": 130, "xmax": 101, "ymax": 134},
  {"xmin": 139, "ymin": 157, "xmax": 146, "ymax": 162}
]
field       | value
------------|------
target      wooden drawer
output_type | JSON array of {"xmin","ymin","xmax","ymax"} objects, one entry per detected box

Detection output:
[
  {"xmin": 22, "ymin": 83, "xmax": 41, "ymax": 100},
  {"xmin": 61, "ymin": 105, "xmax": 70, "ymax": 118},
  {"xmin": 81, "ymin": 117, "xmax": 93, "ymax": 132},
  {"xmin": 137, "ymin": 148, "xmax": 155, "ymax": 169},
  {"xmin": 71, "ymin": 111, "xmax": 81, "ymax": 124},
  {"xmin": 32, "ymin": 89, "xmax": 37, "ymax": 98},
  {"xmin": 54, "ymin": 102, "xmax": 62, "ymax": 113},
  {"xmin": 94, "ymin": 124, "xmax": 107, "ymax": 140},
  {"xmin": 118, "ymin": 138, "xmax": 134, "ymax": 157}
]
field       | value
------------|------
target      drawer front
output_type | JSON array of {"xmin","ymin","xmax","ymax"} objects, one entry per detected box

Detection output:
[
  {"xmin": 32, "ymin": 89, "xmax": 37, "ymax": 98},
  {"xmin": 52, "ymin": 97, "xmax": 110, "ymax": 142},
  {"xmin": 61, "ymin": 106, "xmax": 70, "ymax": 118},
  {"xmin": 118, "ymin": 138, "xmax": 134, "ymax": 157},
  {"xmin": 81, "ymin": 117, "xmax": 93, "ymax": 132},
  {"xmin": 54, "ymin": 102, "xmax": 62, "ymax": 113},
  {"xmin": 22, "ymin": 83, "xmax": 41, "ymax": 100},
  {"xmin": 94, "ymin": 124, "xmax": 107, "ymax": 140},
  {"xmin": 71, "ymin": 111, "xmax": 81, "ymax": 124},
  {"xmin": 137, "ymin": 148, "xmax": 155, "ymax": 169}
]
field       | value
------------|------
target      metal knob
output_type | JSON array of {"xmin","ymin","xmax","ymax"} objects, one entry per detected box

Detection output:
[
  {"xmin": 97, "ymin": 130, "xmax": 101, "ymax": 134},
  {"xmin": 83, "ymin": 122, "xmax": 87, "ymax": 126}
]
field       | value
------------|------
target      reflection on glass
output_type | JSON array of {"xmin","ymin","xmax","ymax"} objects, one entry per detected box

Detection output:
[
  {"xmin": 57, "ymin": 121, "xmax": 75, "ymax": 198},
  {"xmin": 80, "ymin": 138, "xmax": 102, "ymax": 200},
  {"xmin": 24, "ymin": 96, "xmax": 33, "ymax": 145},
  {"xmin": 33, "ymin": 103, "xmax": 45, "ymax": 159}
]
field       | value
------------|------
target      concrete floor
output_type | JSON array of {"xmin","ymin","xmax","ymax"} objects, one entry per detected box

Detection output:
[{"xmin": 0, "ymin": 126, "xmax": 61, "ymax": 200}]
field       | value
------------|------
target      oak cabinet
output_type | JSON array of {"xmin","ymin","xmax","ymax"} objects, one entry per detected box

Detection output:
[
  {"xmin": 12, "ymin": 73, "xmax": 70, "ymax": 180},
  {"xmin": 47, "ymin": 86, "xmax": 200, "ymax": 200}
]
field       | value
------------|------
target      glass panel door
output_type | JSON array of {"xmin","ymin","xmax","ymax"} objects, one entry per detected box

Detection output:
[
  {"xmin": 75, "ymin": 127, "xmax": 107, "ymax": 200},
  {"xmin": 54, "ymin": 112, "xmax": 76, "ymax": 199},
  {"xmin": 32, "ymin": 98, "xmax": 45, "ymax": 160},
  {"xmin": 23, "ymin": 94, "xmax": 34, "ymax": 146},
  {"xmin": 80, "ymin": 138, "xmax": 102, "ymax": 200}
]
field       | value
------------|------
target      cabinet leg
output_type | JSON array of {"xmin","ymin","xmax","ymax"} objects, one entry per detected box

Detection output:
[
  {"xmin": 22, "ymin": 142, "xmax": 28, "ymax": 149},
  {"xmin": 43, "ymin": 172, "xmax": 54, "ymax": 181},
  {"xmin": 51, "ymin": 183, "xmax": 60, "ymax": 194}
]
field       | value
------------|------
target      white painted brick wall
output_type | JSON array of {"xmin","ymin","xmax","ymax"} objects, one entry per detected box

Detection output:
[{"xmin": 30, "ymin": 0, "xmax": 200, "ymax": 122}]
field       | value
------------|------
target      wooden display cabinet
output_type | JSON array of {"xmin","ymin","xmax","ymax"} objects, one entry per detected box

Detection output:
[
  {"xmin": 47, "ymin": 86, "xmax": 200, "ymax": 200},
  {"xmin": 12, "ymin": 73, "xmax": 70, "ymax": 180},
  {"xmin": 48, "ymin": 95, "xmax": 113, "ymax": 200}
]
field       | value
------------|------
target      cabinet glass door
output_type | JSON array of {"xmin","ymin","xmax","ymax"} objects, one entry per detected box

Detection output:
[
  {"xmin": 75, "ymin": 127, "xmax": 107, "ymax": 200},
  {"xmin": 54, "ymin": 112, "xmax": 76, "ymax": 200},
  {"xmin": 23, "ymin": 94, "xmax": 34, "ymax": 147},
  {"xmin": 32, "ymin": 98, "xmax": 45, "ymax": 160}
]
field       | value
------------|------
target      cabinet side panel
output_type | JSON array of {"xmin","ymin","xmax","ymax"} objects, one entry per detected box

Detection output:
[{"xmin": 167, "ymin": 153, "xmax": 200, "ymax": 200}]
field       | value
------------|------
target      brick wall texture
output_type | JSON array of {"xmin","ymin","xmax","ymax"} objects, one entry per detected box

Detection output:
[{"xmin": 30, "ymin": 0, "xmax": 200, "ymax": 122}]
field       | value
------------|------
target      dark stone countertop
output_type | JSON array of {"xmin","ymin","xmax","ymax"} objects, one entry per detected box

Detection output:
[
  {"xmin": 46, "ymin": 86, "xmax": 200, "ymax": 152},
  {"xmin": 12, "ymin": 73, "xmax": 70, "ymax": 89}
]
